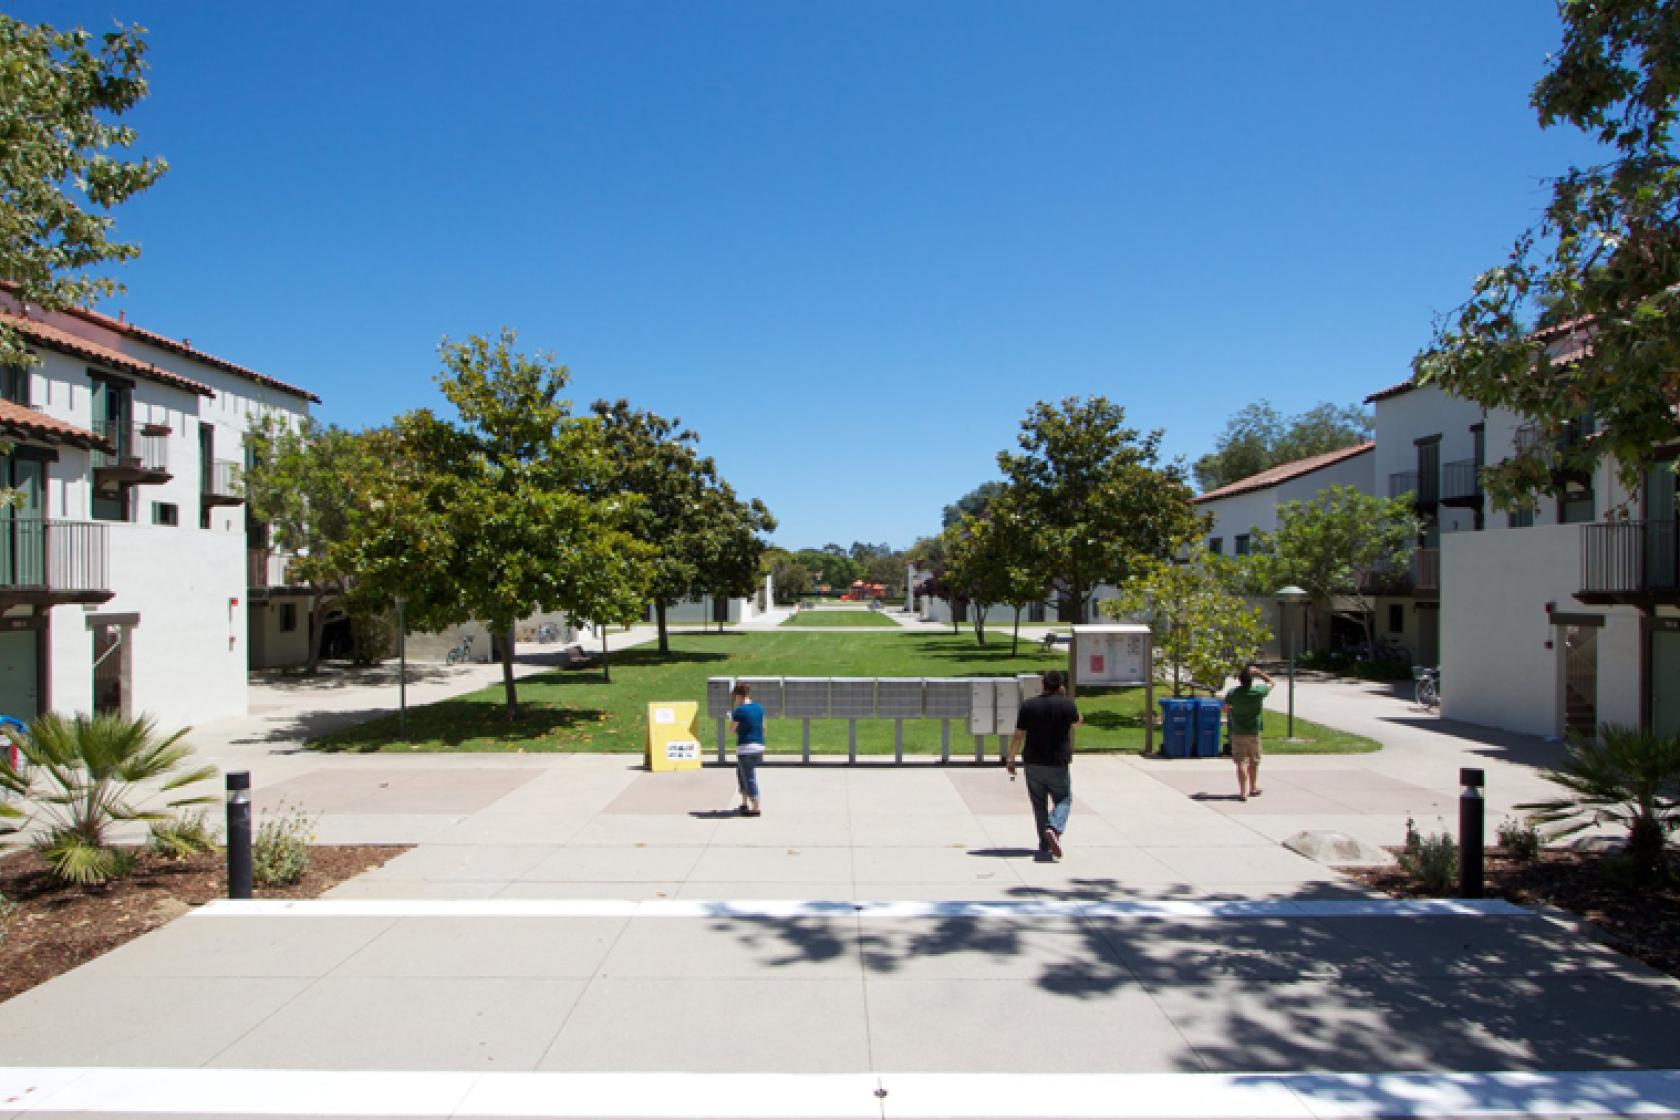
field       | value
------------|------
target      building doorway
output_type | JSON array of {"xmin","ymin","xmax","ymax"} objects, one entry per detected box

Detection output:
[
  {"xmin": 0, "ymin": 626, "xmax": 40, "ymax": 720},
  {"xmin": 1415, "ymin": 607, "xmax": 1440, "ymax": 667},
  {"xmin": 1652, "ymin": 625, "xmax": 1680, "ymax": 739},
  {"xmin": 1560, "ymin": 623, "xmax": 1599, "ymax": 740}
]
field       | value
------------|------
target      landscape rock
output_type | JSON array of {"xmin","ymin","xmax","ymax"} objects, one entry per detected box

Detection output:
[{"xmin": 1284, "ymin": 830, "xmax": 1396, "ymax": 868}]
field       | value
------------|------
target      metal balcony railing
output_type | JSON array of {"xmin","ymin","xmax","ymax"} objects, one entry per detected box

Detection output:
[
  {"xmin": 1442, "ymin": 458, "xmax": 1483, "ymax": 503},
  {"xmin": 1580, "ymin": 521, "xmax": 1679, "ymax": 597},
  {"xmin": 92, "ymin": 420, "xmax": 169, "ymax": 476},
  {"xmin": 204, "ymin": 459, "xmax": 242, "ymax": 499},
  {"xmin": 248, "ymin": 548, "xmax": 273, "ymax": 588},
  {"xmin": 1388, "ymin": 471, "xmax": 1418, "ymax": 500},
  {"xmin": 0, "ymin": 518, "xmax": 110, "ymax": 594}
]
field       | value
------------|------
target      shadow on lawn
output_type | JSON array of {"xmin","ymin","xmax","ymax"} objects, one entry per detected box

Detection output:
[
  {"xmin": 909, "ymin": 638, "xmax": 1061, "ymax": 664},
  {"xmin": 307, "ymin": 699, "xmax": 608, "ymax": 752},
  {"xmin": 709, "ymin": 874, "xmax": 1680, "ymax": 1075}
]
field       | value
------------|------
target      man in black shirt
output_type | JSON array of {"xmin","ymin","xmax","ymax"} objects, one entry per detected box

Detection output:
[{"xmin": 1006, "ymin": 670, "xmax": 1082, "ymax": 860}]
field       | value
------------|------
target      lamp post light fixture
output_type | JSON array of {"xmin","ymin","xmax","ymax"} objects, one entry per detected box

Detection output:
[
  {"xmin": 1275, "ymin": 585, "xmax": 1309, "ymax": 739},
  {"xmin": 395, "ymin": 596, "xmax": 408, "ymax": 740}
]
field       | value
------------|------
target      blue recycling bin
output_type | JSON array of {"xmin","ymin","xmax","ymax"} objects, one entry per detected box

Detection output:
[
  {"xmin": 1157, "ymin": 698, "xmax": 1194, "ymax": 758},
  {"xmin": 1190, "ymin": 699, "xmax": 1224, "ymax": 757}
]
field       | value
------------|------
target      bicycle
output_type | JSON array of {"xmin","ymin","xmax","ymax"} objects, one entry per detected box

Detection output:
[
  {"xmin": 1414, "ymin": 666, "xmax": 1440, "ymax": 710},
  {"xmin": 535, "ymin": 623, "xmax": 560, "ymax": 644},
  {"xmin": 445, "ymin": 634, "xmax": 475, "ymax": 666}
]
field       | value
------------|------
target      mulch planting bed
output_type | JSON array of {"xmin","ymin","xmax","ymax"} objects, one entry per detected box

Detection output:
[
  {"xmin": 0, "ymin": 845, "xmax": 408, "ymax": 1004},
  {"xmin": 1353, "ymin": 848, "xmax": 1680, "ymax": 981}
]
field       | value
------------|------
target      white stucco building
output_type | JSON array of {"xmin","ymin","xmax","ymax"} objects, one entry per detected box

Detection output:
[
  {"xmin": 1363, "ymin": 320, "xmax": 1677, "ymax": 740},
  {"xmin": 1191, "ymin": 442, "xmax": 1377, "ymax": 657},
  {"xmin": 0, "ymin": 294, "xmax": 315, "ymax": 728}
]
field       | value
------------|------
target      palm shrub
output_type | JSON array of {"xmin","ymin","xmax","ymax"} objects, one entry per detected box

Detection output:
[
  {"xmin": 0, "ymin": 713, "xmax": 218, "ymax": 885},
  {"xmin": 1518, "ymin": 724, "xmax": 1680, "ymax": 883}
]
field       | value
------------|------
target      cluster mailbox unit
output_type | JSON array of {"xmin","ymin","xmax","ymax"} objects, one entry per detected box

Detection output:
[{"xmin": 702, "ymin": 674, "xmax": 1046, "ymax": 764}]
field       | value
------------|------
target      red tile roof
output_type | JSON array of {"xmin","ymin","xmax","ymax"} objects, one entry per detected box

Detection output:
[
  {"xmin": 0, "ymin": 399, "xmax": 111, "ymax": 451},
  {"xmin": 1363, "ymin": 378, "xmax": 1416, "ymax": 404},
  {"xmin": 52, "ymin": 303, "xmax": 321, "ymax": 404},
  {"xmin": 1, "ymin": 312, "xmax": 215, "ymax": 398},
  {"xmin": 1193, "ymin": 442, "xmax": 1375, "ymax": 503}
]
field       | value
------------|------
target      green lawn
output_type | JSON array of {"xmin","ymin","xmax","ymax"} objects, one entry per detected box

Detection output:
[
  {"xmin": 780, "ymin": 610, "xmax": 899, "ymax": 628},
  {"xmin": 312, "ymin": 632, "xmax": 1379, "ymax": 756}
]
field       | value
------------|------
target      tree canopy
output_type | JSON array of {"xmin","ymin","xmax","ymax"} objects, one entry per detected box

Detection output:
[
  {"xmin": 1414, "ymin": 0, "xmax": 1680, "ymax": 509},
  {"xmin": 0, "ymin": 15, "xmax": 167, "ymax": 367},
  {"xmin": 1106, "ymin": 549, "xmax": 1270, "ymax": 697},
  {"xmin": 1192, "ymin": 401, "xmax": 1372, "ymax": 493},
  {"xmin": 361, "ymin": 330, "xmax": 654, "ymax": 719},
  {"xmin": 997, "ymin": 396, "xmax": 1200, "ymax": 624}
]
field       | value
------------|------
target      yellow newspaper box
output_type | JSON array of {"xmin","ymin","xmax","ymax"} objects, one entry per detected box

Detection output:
[{"xmin": 645, "ymin": 700, "xmax": 702, "ymax": 771}]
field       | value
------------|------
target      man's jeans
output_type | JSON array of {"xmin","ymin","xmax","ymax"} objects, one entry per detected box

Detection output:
[
  {"xmin": 1024, "ymin": 763, "xmax": 1072, "ymax": 847},
  {"xmin": 736, "ymin": 749, "xmax": 762, "ymax": 799}
]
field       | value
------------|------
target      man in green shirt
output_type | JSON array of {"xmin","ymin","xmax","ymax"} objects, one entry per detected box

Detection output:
[{"xmin": 1223, "ymin": 662, "xmax": 1274, "ymax": 802}]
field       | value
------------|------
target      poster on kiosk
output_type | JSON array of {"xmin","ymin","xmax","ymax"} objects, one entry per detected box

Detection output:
[{"xmin": 1069, "ymin": 623, "xmax": 1154, "ymax": 752}]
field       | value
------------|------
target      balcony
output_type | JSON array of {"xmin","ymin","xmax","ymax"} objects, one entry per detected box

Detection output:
[
  {"xmin": 1441, "ymin": 458, "xmax": 1484, "ymax": 507},
  {"xmin": 1388, "ymin": 471, "xmax": 1418, "ymax": 500},
  {"xmin": 93, "ymin": 421, "xmax": 171, "ymax": 488},
  {"xmin": 201, "ymin": 459, "xmax": 244, "ymax": 507},
  {"xmin": 0, "ymin": 519, "xmax": 113, "ymax": 605},
  {"xmin": 1578, "ymin": 521, "xmax": 1679, "ymax": 606}
]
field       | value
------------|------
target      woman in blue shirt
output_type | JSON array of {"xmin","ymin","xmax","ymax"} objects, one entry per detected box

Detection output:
[{"xmin": 730, "ymin": 682, "xmax": 766, "ymax": 816}]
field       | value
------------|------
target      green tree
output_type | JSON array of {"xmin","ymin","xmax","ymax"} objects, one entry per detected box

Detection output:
[
  {"xmin": 365, "ymin": 330, "xmax": 653, "ymax": 719},
  {"xmin": 1242, "ymin": 485, "xmax": 1420, "ymax": 658},
  {"xmin": 695, "ymin": 484, "xmax": 777, "ymax": 630},
  {"xmin": 1414, "ymin": 0, "xmax": 1680, "ymax": 510},
  {"xmin": 949, "ymin": 495, "xmax": 1049, "ymax": 653},
  {"xmin": 0, "ymin": 16, "xmax": 168, "ymax": 368},
  {"xmin": 793, "ymin": 548, "xmax": 860, "ymax": 594},
  {"xmin": 1193, "ymin": 401, "xmax": 1371, "ymax": 493},
  {"xmin": 941, "ymin": 481, "xmax": 1006, "ymax": 528},
  {"xmin": 592, "ymin": 400, "xmax": 770, "ymax": 653},
  {"xmin": 244, "ymin": 416, "xmax": 397, "ymax": 673},
  {"xmin": 1106, "ymin": 550, "xmax": 1271, "ymax": 697},
  {"xmin": 997, "ymin": 396, "xmax": 1199, "ymax": 626}
]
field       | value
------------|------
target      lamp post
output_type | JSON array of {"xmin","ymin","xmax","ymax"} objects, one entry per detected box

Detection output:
[
  {"xmin": 395, "ymin": 595, "xmax": 408, "ymax": 740},
  {"xmin": 1275, "ymin": 586, "xmax": 1309, "ymax": 739}
]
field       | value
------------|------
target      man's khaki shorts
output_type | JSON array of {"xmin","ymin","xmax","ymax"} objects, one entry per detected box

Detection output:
[{"xmin": 1231, "ymin": 734, "xmax": 1262, "ymax": 763}]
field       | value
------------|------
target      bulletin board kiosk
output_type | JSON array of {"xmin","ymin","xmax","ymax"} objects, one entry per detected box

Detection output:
[{"xmin": 1068, "ymin": 623, "xmax": 1155, "ymax": 754}]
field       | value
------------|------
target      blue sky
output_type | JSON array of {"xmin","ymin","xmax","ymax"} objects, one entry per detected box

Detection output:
[{"xmin": 19, "ymin": 1, "xmax": 1600, "ymax": 549}]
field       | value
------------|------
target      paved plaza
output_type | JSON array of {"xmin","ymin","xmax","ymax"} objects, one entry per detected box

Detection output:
[{"xmin": 2, "ymin": 649, "xmax": 1678, "ymax": 1118}]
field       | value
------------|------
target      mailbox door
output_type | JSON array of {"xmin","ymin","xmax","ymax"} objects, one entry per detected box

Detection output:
[
  {"xmin": 994, "ymin": 678, "xmax": 1021, "ymax": 736},
  {"xmin": 968, "ymin": 679, "xmax": 995, "ymax": 735}
]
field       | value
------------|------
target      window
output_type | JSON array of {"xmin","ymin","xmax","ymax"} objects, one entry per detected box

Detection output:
[
  {"xmin": 0, "ymin": 365, "xmax": 28, "ymax": 405},
  {"xmin": 1234, "ymin": 534, "xmax": 1251, "ymax": 556},
  {"xmin": 1509, "ymin": 505, "xmax": 1535, "ymax": 529},
  {"xmin": 150, "ymin": 502, "xmax": 178, "ymax": 526},
  {"xmin": 279, "ymin": 603, "xmax": 298, "ymax": 633},
  {"xmin": 1388, "ymin": 604, "xmax": 1404, "ymax": 633},
  {"xmin": 1208, "ymin": 537, "xmax": 1223, "ymax": 555},
  {"xmin": 1559, "ymin": 477, "xmax": 1596, "ymax": 525}
]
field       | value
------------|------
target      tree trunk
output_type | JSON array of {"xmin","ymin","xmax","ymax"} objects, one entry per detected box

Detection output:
[
  {"xmin": 1011, "ymin": 607, "xmax": 1021, "ymax": 656},
  {"xmin": 972, "ymin": 604, "xmax": 987, "ymax": 645},
  {"xmin": 304, "ymin": 588, "xmax": 328, "ymax": 674},
  {"xmin": 655, "ymin": 602, "xmax": 669, "ymax": 654},
  {"xmin": 601, "ymin": 626, "xmax": 612, "ymax": 684},
  {"xmin": 500, "ymin": 625, "xmax": 519, "ymax": 720}
]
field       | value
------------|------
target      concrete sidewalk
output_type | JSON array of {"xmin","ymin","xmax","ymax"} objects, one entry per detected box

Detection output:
[{"xmin": 3, "ymin": 669, "xmax": 1676, "ymax": 1117}]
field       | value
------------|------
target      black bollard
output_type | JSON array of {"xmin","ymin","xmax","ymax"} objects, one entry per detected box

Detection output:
[
  {"xmin": 1459, "ymin": 767, "xmax": 1484, "ymax": 899},
  {"xmin": 226, "ymin": 771, "xmax": 253, "ymax": 900}
]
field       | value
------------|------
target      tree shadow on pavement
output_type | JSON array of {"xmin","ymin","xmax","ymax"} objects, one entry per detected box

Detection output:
[{"xmin": 711, "ymin": 872, "xmax": 1680, "ymax": 1076}]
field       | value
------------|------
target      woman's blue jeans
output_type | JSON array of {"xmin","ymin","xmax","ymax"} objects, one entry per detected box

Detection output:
[{"xmin": 736, "ymin": 749, "xmax": 763, "ymax": 799}]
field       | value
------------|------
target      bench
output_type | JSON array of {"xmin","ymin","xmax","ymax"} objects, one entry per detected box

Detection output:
[
  {"xmin": 1040, "ymin": 632, "xmax": 1072, "ymax": 651},
  {"xmin": 561, "ymin": 644, "xmax": 600, "ymax": 670}
]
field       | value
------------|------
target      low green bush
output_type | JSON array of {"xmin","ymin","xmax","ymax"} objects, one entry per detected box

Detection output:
[
  {"xmin": 253, "ymin": 804, "xmax": 316, "ymax": 887},
  {"xmin": 149, "ymin": 811, "xmax": 222, "ymax": 860},
  {"xmin": 1496, "ymin": 816, "xmax": 1541, "ymax": 862},
  {"xmin": 1399, "ymin": 816, "xmax": 1460, "ymax": 892}
]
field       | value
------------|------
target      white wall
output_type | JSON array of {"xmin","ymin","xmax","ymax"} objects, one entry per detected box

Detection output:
[
  {"xmin": 1372, "ymin": 386, "xmax": 1483, "ymax": 534},
  {"xmin": 47, "ymin": 525, "xmax": 248, "ymax": 728},
  {"xmin": 1442, "ymin": 523, "xmax": 1642, "ymax": 737},
  {"xmin": 1196, "ymin": 449, "xmax": 1375, "ymax": 552}
]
